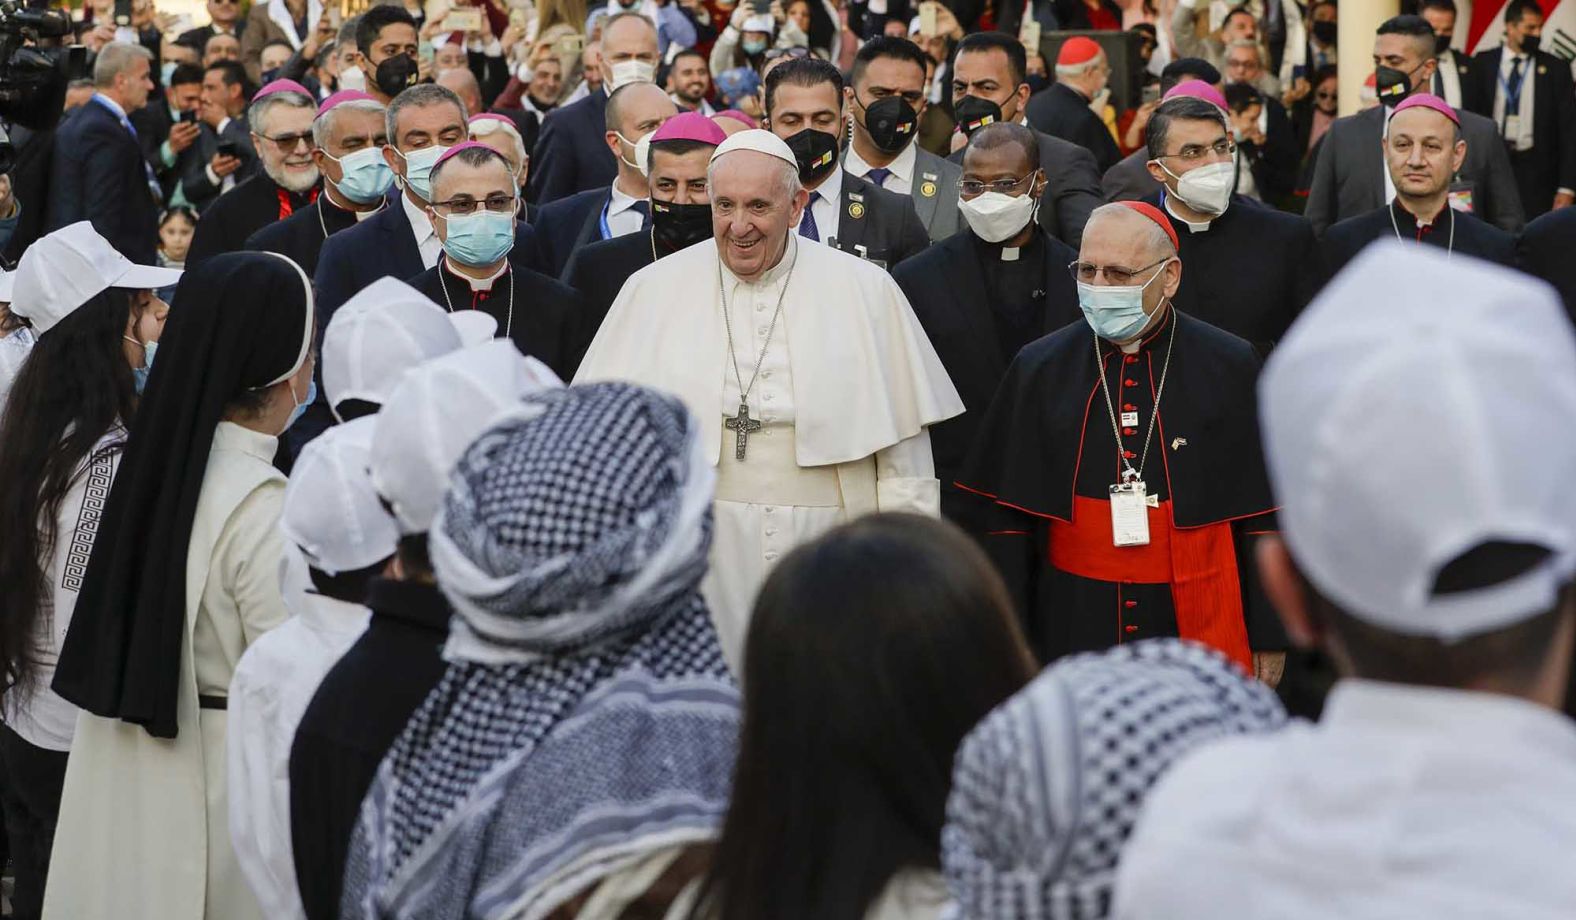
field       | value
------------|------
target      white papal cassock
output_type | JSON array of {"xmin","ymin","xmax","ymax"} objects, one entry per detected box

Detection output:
[{"xmin": 576, "ymin": 236, "xmax": 964, "ymax": 666}]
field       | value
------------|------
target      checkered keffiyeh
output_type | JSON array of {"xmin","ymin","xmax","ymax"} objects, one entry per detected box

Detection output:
[
  {"xmin": 340, "ymin": 383, "xmax": 738, "ymax": 920},
  {"xmin": 942, "ymin": 640, "xmax": 1287, "ymax": 920}
]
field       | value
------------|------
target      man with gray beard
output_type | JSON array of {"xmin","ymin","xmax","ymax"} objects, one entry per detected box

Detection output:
[{"xmin": 187, "ymin": 79, "xmax": 322, "ymax": 267}]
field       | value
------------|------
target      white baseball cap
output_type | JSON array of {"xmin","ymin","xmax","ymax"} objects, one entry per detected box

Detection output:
[
  {"xmin": 0, "ymin": 269, "xmax": 14, "ymax": 303},
  {"xmin": 11, "ymin": 222, "xmax": 182, "ymax": 334},
  {"xmin": 1261, "ymin": 241, "xmax": 1576, "ymax": 641},
  {"xmin": 280, "ymin": 416, "xmax": 400, "ymax": 575},
  {"xmin": 322, "ymin": 277, "xmax": 498, "ymax": 420},
  {"xmin": 370, "ymin": 339, "xmax": 563, "ymax": 534}
]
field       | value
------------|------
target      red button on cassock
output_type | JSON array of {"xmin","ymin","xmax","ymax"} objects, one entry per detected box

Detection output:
[
  {"xmin": 1123, "ymin": 450, "xmax": 1137, "ymax": 459},
  {"xmin": 1124, "ymin": 378, "xmax": 1137, "ymax": 387},
  {"xmin": 1125, "ymin": 600, "xmax": 1137, "ymax": 608},
  {"xmin": 1122, "ymin": 427, "xmax": 1137, "ymax": 436},
  {"xmin": 1123, "ymin": 403, "xmax": 1136, "ymax": 412},
  {"xmin": 1124, "ymin": 625, "xmax": 1139, "ymax": 633},
  {"xmin": 1124, "ymin": 355, "xmax": 1138, "ymax": 364}
]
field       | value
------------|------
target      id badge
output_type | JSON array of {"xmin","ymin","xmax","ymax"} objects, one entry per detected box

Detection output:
[
  {"xmin": 1110, "ymin": 481, "xmax": 1151, "ymax": 547},
  {"xmin": 1120, "ymin": 411, "xmax": 1140, "ymax": 427},
  {"xmin": 1505, "ymin": 115, "xmax": 1521, "ymax": 140}
]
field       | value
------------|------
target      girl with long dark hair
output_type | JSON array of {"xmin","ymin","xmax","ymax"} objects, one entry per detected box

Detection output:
[
  {"xmin": 690, "ymin": 513, "xmax": 1039, "ymax": 920},
  {"xmin": 0, "ymin": 223, "xmax": 177, "ymax": 920}
]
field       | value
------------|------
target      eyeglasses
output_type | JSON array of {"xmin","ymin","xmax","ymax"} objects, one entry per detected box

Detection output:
[
  {"xmin": 430, "ymin": 194, "xmax": 518, "ymax": 216},
  {"xmin": 1154, "ymin": 139, "xmax": 1236, "ymax": 162},
  {"xmin": 958, "ymin": 173, "xmax": 1035, "ymax": 196},
  {"xmin": 257, "ymin": 131, "xmax": 315, "ymax": 153},
  {"xmin": 764, "ymin": 46, "xmax": 812, "ymax": 62},
  {"xmin": 1067, "ymin": 257, "xmax": 1169, "ymax": 286}
]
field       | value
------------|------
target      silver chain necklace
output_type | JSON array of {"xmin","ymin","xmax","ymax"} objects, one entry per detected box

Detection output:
[
  {"xmin": 439, "ymin": 261, "xmax": 514, "ymax": 339},
  {"xmin": 719, "ymin": 238, "xmax": 798, "ymax": 460},
  {"xmin": 1095, "ymin": 307, "xmax": 1177, "ymax": 484}
]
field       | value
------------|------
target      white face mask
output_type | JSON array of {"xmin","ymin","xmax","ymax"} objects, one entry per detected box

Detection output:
[
  {"xmin": 1159, "ymin": 159, "xmax": 1235, "ymax": 215},
  {"xmin": 337, "ymin": 63, "xmax": 367, "ymax": 92},
  {"xmin": 606, "ymin": 59, "xmax": 656, "ymax": 93},
  {"xmin": 959, "ymin": 190, "xmax": 1038, "ymax": 243},
  {"xmin": 616, "ymin": 130, "xmax": 654, "ymax": 176}
]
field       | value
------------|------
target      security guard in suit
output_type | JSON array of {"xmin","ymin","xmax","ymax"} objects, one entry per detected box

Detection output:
[{"xmin": 763, "ymin": 57, "xmax": 931, "ymax": 272}]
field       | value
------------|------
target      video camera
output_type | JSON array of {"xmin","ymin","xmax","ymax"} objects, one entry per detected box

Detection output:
[{"xmin": 0, "ymin": 0, "xmax": 79, "ymax": 172}]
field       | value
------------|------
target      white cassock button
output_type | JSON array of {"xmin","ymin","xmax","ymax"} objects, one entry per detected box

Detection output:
[
  {"xmin": 764, "ymin": 551, "xmax": 779, "ymax": 561},
  {"xmin": 765, "ymin": 528, "xmax": 777, "ymax": 537},
  {"xmin": 755, "ymin": 301, "xmax": 765, "ymax": 312},
  {"xmin": 762, "ymin": 370, "xmax": 772, "ymax": 378},
  {"xmin": 763, "ymin": 506, "xmax": 775, "ymax": 514}
]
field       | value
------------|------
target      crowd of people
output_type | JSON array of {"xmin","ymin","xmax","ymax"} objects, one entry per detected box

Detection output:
[{"xmin": 0, "ymin": 0, "xmax": 1575, "ymax": 917}]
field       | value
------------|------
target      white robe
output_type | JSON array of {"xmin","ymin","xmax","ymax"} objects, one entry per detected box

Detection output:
[
  {"xmin": 45, "ymin": 422, "xmax": 289, "ymax": 920},
  {"xmin": 575, "ymin": 237, "xmax": 964, "ymax": 666}
]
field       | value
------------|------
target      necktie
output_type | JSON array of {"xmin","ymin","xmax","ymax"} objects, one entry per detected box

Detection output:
[
  {"xmin": 799, "ymin": 191, "xmax": 820, "ymax": 242},
  {"xmin": 631, "ymin": 199, "xmax": 650, "ymax": 228},
  {"xmin": 866, "ymin": 167, "xmax": 892, "ymax": 188},
  {"xmin": 118, "ymin": 112, "xmax": 162, "ymax": 201},
  {"xmin": 1506, "ymin": 57, "xmax": 1525, "ymax": 139}
]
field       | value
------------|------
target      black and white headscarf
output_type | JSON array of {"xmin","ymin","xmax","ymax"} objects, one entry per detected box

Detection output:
[
  {"xmin": 942, "ymin": 640, "xmax": 1287, "ymax": 920},
  {"xmin": 341, "ymin": 382, "xmax": 739, "ymax": 920}
]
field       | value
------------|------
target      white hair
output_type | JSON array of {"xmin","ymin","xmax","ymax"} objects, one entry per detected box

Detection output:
[
  {"xmin": 92, "ymin": 42, "xmax": 152, "ymax": 88},
  {"xmin": 1086, "ymin": 203, "xmax": 1176, "ymax": 260},
  {"xmin": 1054, "ymin": 50, "xmax": 1106, "ymax": 78},
  {"xmin": 249, "ymin": 90, "xmax": 316, "ymax": 136},
  {"xmin": 313, "ymin": 97, "xmax": 387, "ymax": 148},
  {"xmin": 468, "ymin": 118, "xmax": 527, "ymax": 167}
]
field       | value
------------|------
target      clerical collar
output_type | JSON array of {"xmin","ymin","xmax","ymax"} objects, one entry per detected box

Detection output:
[
  {"xmin": 1391, "ymin": 195, "xmax": 1447, "ymax": 229},
  {"xmin": 442, "ymin": 256, "xmax": 509, "ymax": 292},
  {"xmin": 1106, "ymin": 303, "xmax": 1174, "ymax": 355},
  {"xmin": 1161, "ymin": 190, "xmax": 1212, "ymax": 232}
]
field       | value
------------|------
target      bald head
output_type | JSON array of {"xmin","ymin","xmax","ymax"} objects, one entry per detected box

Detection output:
[
  {"xmin": 602, "ymin": 11, "xmax": 659, "ymax": 63},
  {"xmin": 1085, "ymin": 203, "xmax": 1176, "ymax": 262},
  {"xmin": 436, "ymin": 66, "xmax": 482, "ymax": 116},
  {"xmin": 605, "ymin": 81, "xmax": 677, "ymax": 135}
]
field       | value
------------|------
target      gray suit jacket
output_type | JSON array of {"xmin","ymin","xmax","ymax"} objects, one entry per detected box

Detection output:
[
  {"xmin": 947, "ymin": 128, "xmax": 1104, "ymax": 247},
  {"xmin": 1103, "ymin": 148, "xmax": 1162, "ymax": 202},
  {"xmin": 1304, "ymin": 104, "xmax": 1524, "ymax": 236},
  {"xmin": 909, "ymin": 147, "xmax": 963, "ymax": 243}
]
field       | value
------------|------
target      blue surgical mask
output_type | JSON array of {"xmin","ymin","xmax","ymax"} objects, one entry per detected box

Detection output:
[
  {"xmin": 742, "ymin": 37, "xmax": 768, "ymax": 55},
  {"xmin": 1076, "ymin": 259, "xmax": 1172, "ymax": 341},
  {"xmin": 125, "ymin": 335, "xmax": 157, "ymax": 394},
  {"xmin": 284, "ymin": 378, "xmax": 316, "ymax": 432},
  {"xmin": 397, "ymin": 145, "xmax": 451, "ymax": 201},
  {"xmin": 327, "ymin": 146, "xmax": 396, "ymax": 203},
  {"xmin": 440, "ymin": 210, "xmax": 516, "ymax": 266}
]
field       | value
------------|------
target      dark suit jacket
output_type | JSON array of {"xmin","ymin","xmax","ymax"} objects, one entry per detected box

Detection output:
[
  {"xmin": 314, "ymin": 197, "xmax": 427, "ymax": 317},
  {"xmin": 1304, "ymin": 104, "xmax": 1524, "ymax": 235},
  {"xmin": 948, "ymin": 127, "xmax": 1104, "ymax": 247},
  {"xmin": 827, "ymin": 170, "xmax": 931, "ymax": 270},
  {"xmin": 46, "ymin": 98, "xmax": 159, "ymax": 263},
  {"xmin": 406, "ymin": 251, "xmax": 583, "ymax": 379},
  {"xmin": 175, "ymin": 22, "xmax": 246, "ymax": 52},
  {"xmin": 1518, "ymin": 203, "xmax": 1576, "ymax": 325},
  {"xmin": 533, "ymin": 186, "xmax": 612, "ymax": 278},
  {"xmin": 185, "ymin": 174, "xmax": 313, "ymax": 268},
  {"xmin": 1103, "ymin": 148, "xmax": 1161, "ymax": 201},
  {"xmin": 1025, "ymin": 82, "xmax": 1122, "ymax": 175},
  {"xmin": 1322, "ymin": 202, "xmax": 1516, "ymax": 277},
  {"xmin": 1465, "ymin": 48, "xmax": 1576, "ymax": 218},
  {"xmin": 1239, "ymin": 95, "xmax": 1300, "ymax": 204},
  {"xmin": 130, "ymin": 102, "xmax": 180, "ymax": 201},
  {"xmin": 526, "ymin": 88, "xmax": 615, "ymax": 205},
  {"xmin": 182, "ymin": 117, "xmax": 259, "ymax": 213},
  {"xmin": 893, "ymin": 226, "xmax": 1081, "ymax": 518},
  {"xmin": 244, "ymin": 197, "xmax": 364, "ymax": 277},
  {"xmin": 1433, "ymin": 49, "xmax": 1481, "ymax": 111},
  {"xmin": 560, "ymin": 229, "xmax": 655, "ymax": 366}
]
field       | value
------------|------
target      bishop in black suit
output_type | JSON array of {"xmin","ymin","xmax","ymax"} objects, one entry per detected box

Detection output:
[
  {"xmin": 894, "ymin": 126, "xmax": 1082, "ymax": 524},
  {"xmin": 406, "ymin": 250, "xmax": 582, "ymax": 380},
  {"xmin": 245, "ymin": 194, "xmax": 379, "ymax": 277}
]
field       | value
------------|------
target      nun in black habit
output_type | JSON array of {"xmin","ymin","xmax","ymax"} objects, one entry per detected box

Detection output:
[{"xmin": 46, "ymin": 252, "xmax": 317, "ymax": 920}]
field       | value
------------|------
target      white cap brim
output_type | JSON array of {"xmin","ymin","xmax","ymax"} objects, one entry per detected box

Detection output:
[
  {"xmin": 0, "ymin": 270, "xmax": 13, "ymax": 302},
  {"xmin": 115, "ymin": 263, "xmax": 183, "ymax": 292}
]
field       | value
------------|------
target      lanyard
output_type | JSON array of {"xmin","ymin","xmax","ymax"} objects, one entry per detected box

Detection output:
[
  {"xmin": 1499, "ymin": 56, "xmax": 1527, "ymax": 113},
  {"xmin": 598, "ymin": 198, "xmax": 615, "ymax": 240}
]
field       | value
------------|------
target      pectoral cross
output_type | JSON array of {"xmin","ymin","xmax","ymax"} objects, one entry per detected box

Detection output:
[{"xmin": 724, "ymin": 402, "xmax": 762, "ymax": 460}]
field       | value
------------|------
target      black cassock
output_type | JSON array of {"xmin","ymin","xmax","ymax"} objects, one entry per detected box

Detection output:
[
  {"xmin": 244, "ymin": 196, "xmax": 367, "ymax": 277},
  {"xmin": 1144, "ymin": 192, "xmax": 1322, "ymax": 353},
  {"xmin": 187, "ymin": 173, "xmax": 316, "ymax": 268},
  {"xmin": 1322, "ymin": 199, "xmax": 1516, "ymax": 278},
  {"xmin": 405, "ymin": 253, "xmax": 583, "ymax": 380},
  {"xmin": 561, "ymin": 228, "xmax": 657, "ymax": 368},
  {"xmin": 959, "ymin": 307, "xmax": 1285, "ymax": 667},
  {"xmin": 893, "ymin": 226, "xmax": 1082, "ymax": 523}
]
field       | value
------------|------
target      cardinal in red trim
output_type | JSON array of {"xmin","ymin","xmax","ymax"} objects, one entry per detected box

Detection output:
[{"xmin": 960, "ymin": 201, "xmax": 1285, "ymax": 683}]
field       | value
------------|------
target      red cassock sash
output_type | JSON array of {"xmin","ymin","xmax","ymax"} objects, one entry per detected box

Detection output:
[{"xmin": 1048, "ymin": 495, "xmax": 1252, "ymax": 669}]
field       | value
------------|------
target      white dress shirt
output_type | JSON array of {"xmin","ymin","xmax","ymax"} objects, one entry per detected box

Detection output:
[
  {"xmin": 844, "ymin": 140, "xmax": 918, "ymax": 197},
  {"xmin": 402, "ymin": 191, "xmax": 442, "ymax": 269},
  {"xmin": 1493, "ymin": 49, "xmax": 1536, "ymax": 152},
  {"xmin": 604, "ymin": 182, "xmax": 649, "ymax": 238},
  {"xmin": 800, "ymin": 163, "xmax": 844, "ymax": 245},
  {"xmin": 1113, "ymin": 678, "xmax": 1576, "ymax": 920},
  {"xmin": 1435, "ymin": 49, "xmax": 1465, "ymax": 109}
]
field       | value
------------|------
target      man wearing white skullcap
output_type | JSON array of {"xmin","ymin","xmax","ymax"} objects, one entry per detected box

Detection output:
[
  {"xmin": 576, "ymin": 129, "xmax": 963, "ymax": 670},
  {"xmin": 1114, "ymin": 242, "xmax": 1576, "ymax": 920},
  {"xmin": 226, "ymin": 417, "xmax": 397, "ymax": 920},
  {"xmin": 288, "ymin": 339, "xmax": 560, "ymax": 920}
]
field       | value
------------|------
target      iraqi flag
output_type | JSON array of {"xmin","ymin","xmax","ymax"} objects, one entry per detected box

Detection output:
[{"xmin": 1467, "ymin": 0, "xmax": 1576, "ymax": 58}]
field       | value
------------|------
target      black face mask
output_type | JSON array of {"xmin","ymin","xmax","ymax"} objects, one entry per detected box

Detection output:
[
  {"xmin": 1521, "ymin": 33, "xmax": 1542, "ymax": 55},
  {"xmin": 650, "ymin": 199, "xmax": 713, "ymax": 251},
  {"xmin": 953, "ymin": 95, "xmax": 1004, "ymax": 136},
  {"xmin": 1374, "ymin": 64, "xmax": 1414, "ymax": 107},
  {"xmin": 856, "ymin": 94, "xmax": 918, "ymax": 154},
  {"xmin": 1025, "ymin": 74, "xmax": 1051, "ymax": 94},
  {"xmin": 1310, "ymin": 20, "xmax": 1337, "ymax": 45},
  {"xmin": 374, "ymin": 54, "xmax": 420, "ymax": 99},
  {"xmin": 1434, "ymin": 33, "xmax": 1453, "ymax": 55},
  {"xmin": 783, "ymin": 127, "xmax": 840, "ymax": 183},
  {"xmin": 261, "ymin": 67, "xmax": 280, "ymax": 86}
]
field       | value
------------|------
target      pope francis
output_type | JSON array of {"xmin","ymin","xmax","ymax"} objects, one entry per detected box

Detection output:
[{"xmin": 576, "ymin": 129, "xmax": 964, "ymax": 668}]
